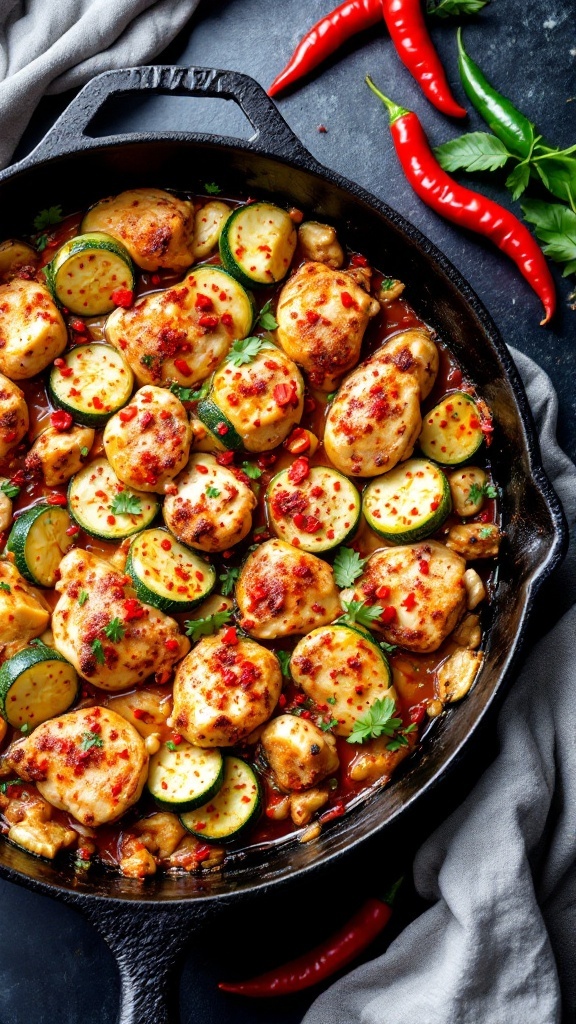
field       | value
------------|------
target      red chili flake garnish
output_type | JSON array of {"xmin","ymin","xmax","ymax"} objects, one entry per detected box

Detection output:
[
  {"xmin": 419, "ymin": 559, "xmax": 430, "ymax": 575},
  {"xmin": 306, "ymin": 310, "xmax": 321, "ymax": 325},
  {"xmin": 196, "ymin": 464, "xmax": 209, "ymax": 474},
  {"xmin": 216, "ymin": 422, "xmax": 229, "ymax": 436},
  {"xmin": 326, "ymin": 529, "xmax": 335, "ymax": 540},
  {"xmin": 274, "ymin": 382, "xmax": 297, "ymax": 407},
  {"xmin": 65, "ymin": 524, "xmax": 80, "ymax": 536},
  {"xmin": 294, "ymin": 694, "xmax": 306, "ymax": 705},
  {"xmin": 161, "ymin": 538, "xmax": 172, "ymax": 551},
  {"xmin": 118, "ymin": 406, "xmax": 137, "ymax": 424},
  {"xmin": 195, "ymin": 844, "xmax": 213, "ymax": 863},
  {"xmin": 174, "ymin": 565, "xmax": 190, "ymax": 581},
  {"xmin": 199, "ymin": 314, "xmax": 219, "ymax": 329},
  {"xmin": 293, "ymin": 513, "xmax": 306, "ymax": 530},
  {"xmin": 53, "ymin": 358, "xmax": 65, "ymax": 367},
  {"xmin": 317, "ymin": 124, "xmax": 328, "ymax": 133},
  {"xmin": 481, "ymin": 420, "xmax": 494, "ymax": 435},
  {"xmin": 288, "ymin": 456, "xmax": 310, "ymax": 484},
  {"xmin": 376, "ymin": 585, "xmax": 391, "ymax": 600},
  {"xmin": 132, "ymin": 708, "xmax": 145, "ymax": 720},
  {"xmin": 111, "ymin": 288, "xmax": 134, "ymax": 308},
  {"xmin": 46, "ymin": 493, "xmax": 67, "ymax": 506},
  {"xmin": 174, "ymin": 358, "xmax": 192, "ymax": 376},
  {"xmin": 123, "ymin": 598, "xmax": 146, "ymax": 621},
  {"xmin": 304, "ymin": 516, "xmax": 321, "ymax": 533},
  {"xmin": 257, "ymin": 452, "xmax": 278, "ymax": 469},
  {"xmin": 349, "ymin": 253, "xmax": 369, "ymax": 267},
  {"xmin": 11, "ymin": 471, "xmax": 25, "ymax": 486},
  {"xmin": 151, "ymin": 274, "xmax": 161, "ymax": 286},
  {"xmin": 172, "ymin": 734, "xmax": 183, "ymax": 745},
  {"xmin": 216, "ymin": 451, "xmax": 235, "ymax": 466},
  {"xmin": 195, "ymin": 293, "xmax": 214, "ymax": 312},
  {"xmin": 92, "ymin": 396, "xmax": 104, "ymax": 410},
  {"xmin": 227, "ymin": 394, "xmax": 239, "ymax": 406},
  {"xmin": 409, "ymin": 703, "xmax": 427, "ymax": 725},
  {"xmin": 69, "ymin": 317, "xmax": 87, "ymax": 333},
  {"xmin": 401, "ymin": 592, "xmax": 417, "ymax": 611},
  {"xmin": 140, "ymin": 411, "xmax": 154, "ymax": 429},
  {"xmin": 319, "ymin": 800, "xmax": 345, "ymax": 823},
  {"xmin": 164, "ymin": 638, "xmax": 179, "ymax": 652},
  {"xmin": 480, "ymin": 511, "xmax": 491, "ymax": 523},
  {"xmin": 50, "ymin": 410, "xmax": 73, "ymax": 432},
  {"xmin": 222, "ymin": 627, "xmax": 238, "ymax": 646},
  {"xmin": 58, "ymin": 365, "xmax": 73, "ymax": 377},
  {"xmin": 221, "ymin": 312, "xmax": 233, "ymax": 327},
  {"xmin": 278, "ymin": 693, "xmax": 287, "ymax": 708},
  {"xmin": 107, "ymin": 515, "xmax": 116, "ymax": 525},
  {"xmin": 340, "ymin": 291, "xmax": 356, "ymax": 309},
  {"xmin": 380, "ymin": 606, "xmax": 397, "ymax": 625},
  {"xmin": 430, "ymin": 500, "xmax": 440, "ymax": 511}
]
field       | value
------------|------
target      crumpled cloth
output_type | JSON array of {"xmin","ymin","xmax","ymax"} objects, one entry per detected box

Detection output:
[
  {"xmin": 0, "ymin": 0, "xmax": 201, "ymax": 169},
  {"xmin": 303, "ymin": 347, "xmax": 576, "ymax": 1024}
]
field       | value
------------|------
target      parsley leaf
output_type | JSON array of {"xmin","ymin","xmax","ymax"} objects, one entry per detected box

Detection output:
[
  {"xmin": 0, "ymin": 779, "xmax": 23, "ymax": 794},
  {"xmin": 257, "ymin": 300, "xmax": 278, "ymax": 331},
  {"xmin": 204, "ymin": 182, "xmax": 222, "ymax": 194},
  {"xmin": 276, "ymin": 650, "xmax": 292, "ymax": 678},
  {"xmin": 318, "ymin": 717, "xmax": 339, "ymax": 732},
  {"xmin": 434, "ymin": 132, "xmax": 511, "ymax": 173},
  {"xmin": 166, "ymin": 740, "xmax": 178, "ymax": 752},
  {"xmin": 1, "ymin": 479, "xmax": 20, "ymax": 499},
  {"xmin": 169, "ymin": 379, "xmax": 210, "ymax": 402},
  {"xmin": 80, "ymin": 446, "xmax": 89, "ymax": 458},
  {"xmin": 140, "ymin": 354, "xmax": 153, "ymax": 367},
  {"xmin": 91, "ymin": 638, "xmax": 105, "ymax": 665},
  {"xmin": 506, "ymin": 161, "xmax": 531, "ymax": 201},
  {"xmin": 467, "ymin": 481, "xmax": 497, "ymax": 504},
  {"xmin": 20, "ymin": 723, "xmax": 30, "ymax": 734},
  {"xmin": 326, "ymin": 391, "xmax": 338, "ymax": 403},
  {"xmin": 206, "ymin": 485, "xmax": 221, "ymax": 498},
  {"xmin": 110, "ymin": 491, "xmax": 142, "ymax": 516},
  {"xmin": 227, "ymin": 336, "xmax": 266, "ymax": 367},
  {"xmin": 33, "ymin": 205, "xmax": 63, "ymax": 230},
  {"xmin": 347, "ymin": 696, "xmax": 401, "ymax": 744},
  {"xmin": 81, "ymin": 730, "xmax": 104, "ymax": 751},
  {"xmin": 0, "ymin": 582, "xmax": 11, "ymax": 594},
  {"xmin": 338, "ymin": 599, "xmax": 383, "ymax": 629},
  {"xmin": 36, "ymin": 234, "xmax": 49, "ymax": 253},
  {"xmin": 219, "ymin": 566, "xmax": 240, "ymax": 596},
  {"xmin": 104, "ymin": 617, "xmax": 125, "ymax": 643},
  {"xmin": 521, "ymin": 200, "xmax": 576, "ymax": 276},
  {"xmin": 78, "ymin": 590, "xmax": 89, "ymax": 606},
  {"xmin": 332, "ymin": 547, "xmax": 367, "ymax": 588},
  {"xmin": 427, "ymin": 0, "xmax": 490, "ymax": 15},
  {"xmin": 479, "ymin": 526, "xmax": 494, "ymax": 538},
  {"xmin": 327, "ymin": 696, "xmax": 337, "ymax": 705},
  {"xmin": 184, "ymin": 609, "xmax": 232, "ymax": 641},
  {"xmin": 379, "ymin": 640, "xmax": 398, "ymax": 654},
  {"xmin": 241, "ymin": 461, "xmax": 263, "ymax": 480}
]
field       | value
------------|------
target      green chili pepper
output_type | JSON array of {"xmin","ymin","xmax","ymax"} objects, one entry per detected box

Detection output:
[{"xmin": 456, "ymin": 29, "xmax": 537, "ymax": 159}]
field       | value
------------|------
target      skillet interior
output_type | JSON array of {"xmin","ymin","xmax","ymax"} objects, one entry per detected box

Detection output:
[{"xmin": 0, "ymin": 102, "xmax": 566, "ymax": 904}]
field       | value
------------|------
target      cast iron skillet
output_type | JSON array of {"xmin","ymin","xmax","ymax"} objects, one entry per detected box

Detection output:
[{"xmin": 0, "ymin": 66, "xmax": 567, "ymax": 1023}]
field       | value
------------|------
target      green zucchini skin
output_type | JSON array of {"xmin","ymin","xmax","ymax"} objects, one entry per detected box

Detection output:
[
  {"xmin": 7, "ymin": 504, "xmax": 73, "ymax": 587},
  {"xmin": 219, "ymin": 202, "xmax": 297, "ymax": 288},
  {"xmin": 419, "ymin": 392, "xmax": 485, "ymax": 466},
  {"xmin": 180, "ymin": 756, "xmax": 262, "ymax": 842},
  {"xmin": 48, "ymin": 344, "xmax": 134, "ymax": 427},
  {"xmin": 125, "ymin": 528, "xmax": 216, "ymax": 614},
  {"xmin": 0, "ymin": 643, "xmax": 79, "ymax": 729},
  {"xmin": 196, "ymin": 398, "xmax": 243, "ymax": 451},
  {"xmin": 362, "ymin": 459, "xmax": 452, "ymax": 544},
  {"xmin": 148, "ymin": 741, "xmax": 224, "ymax": 812},
  {"xmin": 45, "ymin": 232, "xmax": 135, "ymax": 316},
  {"xmin": 68, "ymin": 458, "xmax": 160, "ymax": 541},
  {"xmin": 266, "ymin": 465, "xmax": 361, "ymax": 553}
]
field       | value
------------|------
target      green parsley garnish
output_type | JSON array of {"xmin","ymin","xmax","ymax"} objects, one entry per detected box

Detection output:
[
  {"xmin": 169, "ymin": 380, "xmax": 210, "ymax": 402},
  {"xmin": 241, "ymin": 461, "xmax": 263, "ymax": 480},
  {"xmin": 204, "ymin": 182, "xmax": 222, "ymax": 194},
  {"xmin": 78, "ymin": 590, "xmax": 89, "ymax": 606},
  {"xmin": 427, "ymin": 0, "xmax": 490, "ymax": 18},
  {"xmin": 28, "ymin": 639, "xmax": 44, "ymax": 647},
  {"xmin": 140, "ymin": 354, "xmax": 153, "ymax": 367},
  {"xmin": 326, "ymin": 391, "xmax": 338, "ymax": 403},
  {"xmin": 81, "ymin": 730, "xmax": 104, "ymax": 751},
  {"xmin": 380, "ymin": 277, "xmax": 396, "ymax": 290},
  {"xmin": 219, "ymin": 566, "xmax": 240, "ymax": 596},
  {"xmin": 36, "ymin": 234, "xmax": 49, "ymax": 253},
  {"xmin": 338, "ymin": 599, "xmax": 383, "ymax": 629},
  {"xmin": 332, "ymin": 547, "xmax": 367, "ymax": 588},
  {"xmin": 467, "ymin": 481, "xmax": 498, "ymax": 504},
  {"xmin": 0, "ymin": 582, "xmax": 11, "ymax": 594},
  {"xmin": 166, "ymin": 740, "xmax": 178, "ymax": 752},
  {"xmin": 227, "ymin": 336, "xmax": 267, "ymax": 367},
  {"xmin": 110, "ymin": 491, "xmax": 142, "ymax": 516},
  {"xmin": 33, "ymin": 205, "xmax": 63, "ymax": 230},
  {"xmin": 20, "ymin": 723, "xmax": 30, "ymax": 735},
  {"xmin": 276, "ymin": 650, "xmax": 292, "ymax": 678},
  {"xmin": 0, "ymin": 779, "xmax": 23, "ymax": 794},
  {"xmin": 104, "ymin": 617, "xmax": 125, "ymax": 643},
  {"xmin": 206, "ymin": 485, "xmax": 221, "ymax": 499},
  {"xmin": 74, "ymin": 858, "xmax": 92, "ymax": 871},
  {"xmin": 327, "ymin": 696, "xmax": 337, "ymax": 705},
  {"xmin": 1, "ymin": 479, "xmax": 20, "ymax": 499},
  {"xmin": 80, "ymin": 446, "xmax": 89, "ymax": 458},
  {"xmin": 256, "ymin": 300, "xmax": 278, "ymax": 331},
  {"xmin": 318, "ymin": 717, "xmax": 339, "ymax": 732},
  {"xmin": 479, "ymin": 526, "xmax": 494, "ymax": 538},
  {"xmin": 184, "ymin": 609, "xmax": 232, "ymax": 641},
  {"xmin": 347, "ymin": 696, "xmax": 413, "ymax": 748},
  {"xmin": 91, "ymin": 638, "xmax": 105, "ymax": 665},
  {"xmin": 253, "ymin": 525, "xmax": 268, "ymax": 538},
  {"xmin": 379, "ymin": 640, "xmax": 398, "ymax": 654}
]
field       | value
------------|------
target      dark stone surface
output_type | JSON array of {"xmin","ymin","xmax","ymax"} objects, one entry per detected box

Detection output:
[{"xmin": 1, "ymin": 1, "xmax": 574, "ymax": 1021}]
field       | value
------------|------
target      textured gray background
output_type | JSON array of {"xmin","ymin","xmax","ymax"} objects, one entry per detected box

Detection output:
[{"xmin": 0, "ymin": 1, "xmax": 575, "ymax": 1021}]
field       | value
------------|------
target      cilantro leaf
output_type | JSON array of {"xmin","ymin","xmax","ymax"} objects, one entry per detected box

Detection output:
[
  {"xmin": 521, "ymin": 199, "xmax": 576, "ymax": 276},
  {"xmin": 327, "ymin": 696, "xmax": 337, "ymax": 705},
  {"xmin": 104, "ymin": 617, "xmax": 125, "ymax": 643},
  {"xmin": 533, "ymin": 153, "xmax": 576, "ymax": 206},
  {"xmin": 204, "ymin": 182, "xmax": 221, "ymax": 194},
  {"xmin": 241, "ymin": 461, "xmax": 263, "ymax": 480},
  {"xmin": 20, "ymin": 723, "xmax": 30, "ymax": 734},
  {"xmin": 318, "ymin": 717, "xmax": 339, "ymax": 732},
  {"xmin": 219, "ymin": 566, "xmax": 240, "ymax": 596},
  {"xmin": 80, "ymin": 446, "xmax": 89, "ymax": 458},
  {"xmin": 140, "ymin": 354, "xmax": 153, "ymax": 367},
  {"xmin": 0, "ymin": 779, "xmax": 23, "ymax": 794},
  {"xmin": 1, "ymin": 479, "xmax": 20, "ymax": 499},
  {"xmin": 81, "ymin": 730, "xmax": 104, "ymax": 751},
  {"xmin": 506, "ymin": 161, "xmax": 530, "ymax": 201},
  {"xmin": 36, "ymin": 234, "xmax": 49, "ymax": 253},
  {"xmin": 338, "ymin": 599, "xmax": 383, "ymax": 629},
  {"xmin": 33, "ymin": 205, "xmax": 63, "ymax": 230},
  {"xmin": 467, "ymin": 481, "xmax": 497, "ymax": 504},
  {"xmin": 427, "ymin": 0, "xmax": 490, "ymax": 16},
  {"xmin": 326, "ymin": 391, "xmax": 338, "ymax": 403},
  {"xmin": 78, "ymin": 590, "xmax": 89, "ymax": 606},
  {"xmin": 276, "ymin": 650, "xmax": 292, "ymax": 678},
  {"xmin": 206, "ymin": 485, "xmax": 221, "ymax": 499},
  {"xmin": 184, "ymin": 609, "xmax": 232, "ymax": 641},
  {"xmin": 109, "ymin": 491, "xmax": 142, "ymax": 516},
  {"xmin": 434, "ymin": 132, "xmax": 511, "ymax": 173},
  {"xmin": 0, "ymin": 582, "xmax": 11, "ymax": 593},
  {"xmin": 166, "ymin": 740, "xmax": 178, "ymax": 752},
  {"xmin": 227, "ymin": 336, "xmax": 267, "ymax": 367},
  {"xmin": 169, "ymin": 379, "xmax": 210, "ymax": 402},
  {"xmin": 91, "ymin": 638, "xmax": 105, "ymax": 665},
  {"xmin": 257, "ymin": 300, "xmax": 278, "ymax": 331},
  {"xmin": 479, "ymin": 526, "xmax": 494, "ymax": 538},
  {"xmin": 347, "ymin": 696, "xmax": 401, "ymax": 744},
  {"xmin": 332, "ymin": 547, "xmax": 367, "ymax": 588},
  {"xmin": 379, "ymin": 640, "xmax": 398, "ymax": 654}
]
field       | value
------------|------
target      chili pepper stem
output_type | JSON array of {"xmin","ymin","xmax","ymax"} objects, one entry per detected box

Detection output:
[{"xmin": 365, "ymin": 77, "xmax": 409, "ymax": 124}]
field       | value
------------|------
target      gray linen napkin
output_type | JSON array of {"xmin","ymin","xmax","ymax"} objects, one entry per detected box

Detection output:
[
  {"xmin": 302, "ymin": 346, "xmax": 576, "ymax": 1023},
  {"xmin": 0, "ymin": 0, "xmax": 201, "ymax": 169}
]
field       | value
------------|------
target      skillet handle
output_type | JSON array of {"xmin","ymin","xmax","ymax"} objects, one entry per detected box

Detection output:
[{"xmin": 23, "ymin": 65, "xmax": 320, "ymax": 167}]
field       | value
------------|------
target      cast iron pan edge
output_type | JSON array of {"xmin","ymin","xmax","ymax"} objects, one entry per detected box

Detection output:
[{"xmin": 0, "ymin": 68, "xmax": 567, "ymax": 1024}]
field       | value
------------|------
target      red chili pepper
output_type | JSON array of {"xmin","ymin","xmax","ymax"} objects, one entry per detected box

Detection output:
[
  {"xmin": 50, "ymin": 410, "xmax": 73, "ymax": 432},
  {"xmin": 381, "ymin": 0, "xmax": 466, "ymax": 118},
  {"xmin": 366, "ymin": 79, "xmax": 556, "ymax": 325},
  {"xmin": 219, "ymin": 879, "xmax": 402, "ymax": 997},
  {"xmin": 111, "ymin": 288, "xmax": 134, "ymax": 308},
  {"xmin": 268, "ymin": 0, "xmax": 383, "ymax": 97}
]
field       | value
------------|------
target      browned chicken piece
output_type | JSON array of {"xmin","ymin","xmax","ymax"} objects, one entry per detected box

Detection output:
[
  {"xmin": 170, "ymin": 630, "xmax": 282, "ymax": 747},
  {"xmin": 378, "ymin": 278, "xmax": 405, "ymax": 304},
  {"xmin": 297, "ymin": 222, "xmax": 344, "ymax": 269},
  {"xmin": 0, "ymin": 373, "xmax": 29, "ymax": 456},
  {"xmin": 103, "ymin": 385, "xmax": 192, "ymax": 493},
  {"xmin": 275, "ymin": 261, "xmax": 380, "ymax": 390},
  {"xmin": 0, "ymin": 240, "xmax": 38, "ymax": 282},
  {"xmin": 0, "ymin": 561, "xmax": 50, "ymax": 663},
  {"xmin": 82, "ymin": 188, "xmax": 195, "ymax": 271},
  {"xmin": 11, "ymin": 706, "xmax": 148, "ymax": 827},
  {"xmin": 290, "ymin": 786, "xmax": 330, "ymax": 826},
  {"xmin": 382, "ymin": 328, "xmax": 439, "ymax": 400},
  {"xmin": 0, "ymin": 279, "xmax": 66, "ymax": 379},
  {"xmin": 51, "ymin": 548, "xmax": 189, "ymax": 690},
  {"xmin": 447, "ymin": 466, "xmax": 490, "ymax": 517},
  {"xmin": 348, "ymin": 736, "xmax": 411, "ymax": 785},
  {"xmin": 436, "ymin": 649, "xmax": 484, "ymax": 703},
  {"xmin": 452, "ymin": 613, "xmax": 481, "ymax": 649},
  {"xmin": 236, "ymin": 539, "xmax": 342, "ymax": 639},
  {"xmin": 192, "ymin": 201, "xmax": 232, "ymax": 259},
  {"xmin": 163, "ymin": 453, "xmax": 257, "ymax": 553},
  {"xmin": 446, "ymin": 523, "xmax": 502, "ymax": 559},
  {"xmin": 0, "ymin": 476, "xmax": 14, "ymax": 531},
  {"xmin": 261, "ymin": 715, "xmax": 339, "ymax": 791},
  {"xmin": 25, "ymin": 424, "xmax": 95, "ymax": 486},
  {"xmin": 3, "ymin": 784, "xmax": 78, "ymax": 859}
]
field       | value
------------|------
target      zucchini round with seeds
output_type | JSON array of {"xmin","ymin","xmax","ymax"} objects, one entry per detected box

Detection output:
[
  {"xmin": 45, "ymin": 232, "xmax": 135, "ymax": 316},
  {"xmin": 266, "ymin": 465, "xmax": 361, "ymax": 553},
  {"xmin": 362, "ymin": 459, "xmax": 451, "ymax": 544},
  {"xmin": 196, "ymin": 398, "xmax": 243, "ymax": 452},
  {"xmin": 68, "ymin": 457, "xmax": 159, "ymax": 541},
  {"xmin": 148, "ymin": 740, "xmax": 224, "ymax": 812},
  {"xmin": 419, "ymin": 392, "xmax": 484, "ymax": 466},
  {"xmin": 0, "ymin": 643, "xmax": 79, "ymax": 730},
  {"xmin": 7, "ymin": 504, "xmax": 74, "ymax": 587},
  {"xmin": 48, "ymin": 343, "xmax": 134, "ymax": 426},
  {"xmin": 125, "ymin": 528, "xmax": 216, "ymax": 613},
  {"xmin": 180, "ymin": 756, "xmax": 261, "ymax": 842},
  {"xmin": 219, "ymin": 202, "xmax": 297, "ymax": 288}
]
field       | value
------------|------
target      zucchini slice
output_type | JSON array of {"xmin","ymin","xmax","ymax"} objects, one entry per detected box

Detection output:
[
  {"xmin": 7, "ymin": 504, "xmax": 74, "ymax": 587},
  {"xmin": 148, "ymin": 740, "xmax": 224, "ymax": 812},
  {"xmin": 219, "ymin": 202, "xmax": 297, "ymax": 287},
  {"xmin": 196, "ymin": 398, "xmax": 243, "ymax": 452},
  {"xmin": 180, "ymin": 756, "xmax": 261, "ymax": 842},
  {"xmin": 0, "ymin": 643, "xmax": 78, "ymax": 730},
  {"xmin": 48, "ymin": 343, "xmax": 134, "ymax": 427},
  {"xmin": 68, "ymin": 458, "xmax": 159, "ymax": 541},
  {"xmin": 362, "ymin": 459, "xmax": 451, "ymax": 544},
  {"xmin": 45, "ymin": 232, "xmax": 135, "ymax": 316},
  {"xmin": 266, "ymin": 465, "xmax": 361, "ymax": 553},
  {"xmin": 419, "ymin": 393, "xmax": 484, "ymax": 466},
  {"xmin": 125, "ymin": 528, "xmax": 216, "ymax": 613}
]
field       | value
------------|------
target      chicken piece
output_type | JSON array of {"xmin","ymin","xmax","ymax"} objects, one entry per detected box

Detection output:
[
  {"xmin": 2, "ymin": 787, "xmax": 53, "ymax": 824},
  {"xmin": 350, "ymin": 541, "xmax": 467, "ymax": 653},
  {"xmin": 446, "ymin": 523, "xmax": 502, "ymax": 560},
  {"xmin": 348, "ymin": 736, "xmax": 411, "ymax": 784},
  {"xmin": 166, "ymin": 834, "xmax": 225, "ymax": 872},
  {"xmin": 119, "ymin": 840, "xmax": 158, "ymax": 878},
  {"xmin": 11, "ymin": 706, "xmax": 148, "ymax": 826},
  {"xmin": 105, "ymin": 268, "xmax": 251, "ymax": 388},
  {"xmin": 297, "ymin": 222, "xmax": 344, "ymax": 269},
  {"xmin": 275, "ymin": 261, "xmax": 379, "ymax": 390},
  {"xmin": 0, "ymin": 478, "xmax": 13, "ymax": 531},
  {"xmin": 103, "ymin": 386, "xmax": 192, "ymax": 493},
  {"xmin": 0, "ymin": 373, "xmax": 29, "ymax": 457},
  {"xmin": 452, "ymin": 612, "xmax": 481, "ymax": 649},
  {"xmin": 378, "ymin": 278, "xmax": 405, "ymax": 304},
  {"xmin": 261, "ymin": 715, "xmax": 339, "ymax": 792},
  {"xmin": 82, "ymin": 188, "xmax": 195, "ymax": 271},
  {"xmin": 207, "ymin": 343, "xmax": 305, "ymax": 452},
  {"xmin": 131, "ymin": 812, "xmax": 187, "ymax": 859},
  {"xmin": 0, "ymin": 561, "xmax": 50, "ymax": 662},
  {"xmin": 107, "ymin": 686, "xmax": 172, "ymax": 739},
  {"xmin": 236, "ymin": 539, "xmax": 342, "ymax": 639},
  {"xmin": 163, "ymin": 453, "xmax": 256, "ymax": 553},
  {"xmin": 0, "ymin": 279, "xmax": 66, "ymax": 379},
  {"xmin": 447, "ymin": 466, "xmax": 490, "ymax": 517},
  {"xmin": 51, "ymin": 548, "xmax": 189, "ymax": 690},
  {"xmin": 437, "ymin": 649, "xmax": 484, "ymax": 703},
  {"xmin": 9, "ymin": 819, "xmax": 77, "ymax": 860},
  {"xmin": 170, "ymin": 630, "xmax": 282, "ymax": 747},
  {"xmin": 290, "ymin": 786, "xmax": 330, "ymax": 826},
  {"xmin": 192, "ymin": 201, "xmax": 232, "ymax": 260},
  {"xmin": 463, "ymin": 569, "xmax": 486, "ymax": 610},
  {"xmin": 324, "ymin": 330, "xmax": 438, "ymax": 477},
  {"xmin": 25, "ymin": 424, "xmax": 95, "ymax": 486},
  {"xmin": 0, "ymin": 240, "xmax": 38, "ymax": 282}
]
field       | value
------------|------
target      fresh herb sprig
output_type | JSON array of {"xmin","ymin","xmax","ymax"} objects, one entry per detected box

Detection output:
[
  {"xmin": 110, "ymin": 491, "xmax": 142, "ymax": 516},
  {"xmin": 427, "ymin": 0, "xmax": 490, "ymax": 16},
  {"xmin": 332, "ymin": 547, "xmax": 367, "ymax": 588},
  {"xmin": 347, "ymin": 696, "xmax": 416, "ymax": 750},
  {"xmin": 169, "ymin": 380, "xmax": 210, "ymax": 402},
  {"xmin": 219, "ymin": 566, "xmax": 240, "ymax": 596},
  {"xmin": 337, "ymin": 599, "xmax": 383, "ymax": 629},
  {"xmin": 1, "ymin": 480, "xmax": 20, "ymax": 499},
  {"xmin": 184, "ymin": 609, "xmax": 232, "ymax": 641},
  {"xmin": 33, "ymin": 205, "xmax": 63, "ymax": 231},
  {"xmin": 227, "ymin": 336, "xmax": 267, "ymax": 367},
  {"xmin": 467, "ymin": 480, "xmax": 498, "ymax": 504},
  {"xmin": 256, "ymin": 300, "xmax": 278, "ymax": 331}
]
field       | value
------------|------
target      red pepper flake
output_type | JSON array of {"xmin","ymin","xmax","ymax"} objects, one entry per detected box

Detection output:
[
  {"xmin": 151, "ymin": 273, "xmax": 161, "ymax": 286},
  {"xmin": 376, "ymin": 585, "xmax": 391, "ymax": 600},
  {"xmin": 195, "ymin": 844, "xmax": 212, "ymax": 863},
  {"xmin": 288, "ymin": 456, "xmax": 310, "ymax": 484},
  {"xmin": 401, "ymin": 592, "xmax": 417, "ymax": 611},
  {"xmin": 220, "ymin": 311, "xmax": 233, "ymax": 327},
  {"xmin": 69, "ymin": 317, "xmax": 87, "ymax": 333},
  {"xmin": 50, "ymin": 410, "xmax": 73, "ymax": 432},
  {"xmin": 216, "ymin": 422, "xmax": 229, "ymax": 436},
  {"xmin": 123, "ymin": 598, "xmax": 146, "ymax": 621},
  {"xmin": 174, "ymin": 358, "xmax": 192, "ymax": 377},
  {"xmin": 306, "ymin": 310, "xmax": 320, "ymax": 325},
  {"xmin": 111, "ymin": 288, "xmax": 134, "ymax": 308},
  {"xmin": 160, "ymin": 538, "xmax": 172, "ymax": 551},
  {"xmin": 216, "ymin": 451, "xmax": 235, "ymax": 466},
  {"xmin": 172, "ymin": 734, "xmax": 182, "ymax": 745},
  {"xmin": 222, "ymin": 627, "xmax": 238, "ymax": 646},
  {"xmin": 195, "ymin": 293, "xmax": 214, "ymax": 312},
  {"xmin": 349, "ymin": 253, "xmax": 369, "ymax": 267},
  {"xmin": 59, "ymin": 365, "xmax": 73, "ymax": 377},
  {"xmin": 199, "ymin": 314, "xmax": 219, "ymax": 329},
  {"xmin": 65, "ymin": 524, "xmax": 80, "ymax": 536},
  {"xmin": 380, "ymin": 606, "xmax": 397, "ymax": 625},
  {"xmin": 326, "ymin": 529, "xmax": 335, "ymax": 540},
  {"xmin": 340, "ymin": 291, "xmax": 356, "ymax": 309},
  {"xmin": 319, "ymin": 800, "xmax": 345, "ymax": 823},
  {"xmin": 317, "ymin": 124, "xmax": 328, "ymax": 133},
  {"xmin": 118, "ymin": 406, "xmax": 136, "ymax": 423},
  {"xmin": 174, "ymin": 565, "xmax": 190, "ymax": 582},
  {"xmin": 164, "ymin": 638, "xmax": 179, "ymax": 652},
  {"xmin": 107, "ymin": 514, "xmax": 116, "ymax": 525},
  {"xmin": 196, "ymin": 464, "xmax": 209, "ymax": 474},
  {"xmin": 419, "ymin": 559, "xmax": 430, "ymax": 576},
  {"xmin": 278, "ymin": 693, "xmax": 287, "ymax": 708},
  {"xmin": 257, "ymin": 452, "xmax": 278, "ymax": 469},
  {"xmin": 46, "ymin": 493, "xmax": 67, "ymax": 506},
  {"xmin": 132, "ymin": 708, "xmax": 145, "ymax": 720},
  {"xmin": 409, "ymin": 703, "xmax": 427, "ymax": 725},
  {"xmin": 92, "ymin": 396, "xmax": 104, "ymax": 410},
  {"xmin": 140, "ymin": 411, "xmax": 154, "ymax": 429}
]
